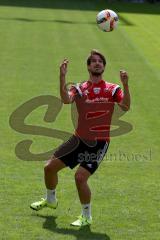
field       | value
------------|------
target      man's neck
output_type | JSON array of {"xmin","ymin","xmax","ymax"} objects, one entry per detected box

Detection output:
[{"xmin": 89, "ymin": 75, "xmax": 103, "ymax": 84}]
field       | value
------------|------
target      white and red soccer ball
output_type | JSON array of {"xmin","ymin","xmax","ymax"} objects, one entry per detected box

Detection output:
[{"xmin": 96, "ymin": 9, "xmax": 119, "ymax": 32}]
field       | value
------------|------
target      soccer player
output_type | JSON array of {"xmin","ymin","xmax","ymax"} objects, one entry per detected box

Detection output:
[{"xmin": 30, "ymin": 50, "xmax": 130, "ymax": 226}]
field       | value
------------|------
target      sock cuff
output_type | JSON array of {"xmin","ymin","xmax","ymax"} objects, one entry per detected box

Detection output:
[
  {"xmin": 47, "ymin": 188, "xmax": 55, "ymax": 193},
  {"xmin": 82, "ymin": 203, "xmax": 91, "ymax": 208}
]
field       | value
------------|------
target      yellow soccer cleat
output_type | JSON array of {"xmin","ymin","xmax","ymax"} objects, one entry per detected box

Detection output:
[
  {"xmin": 30, "ymin": 198, "xmax": 58, "ymax": 211},
  {"xmin": 71, "ymin": 215, "xmax": 92, "ymax": 227}
]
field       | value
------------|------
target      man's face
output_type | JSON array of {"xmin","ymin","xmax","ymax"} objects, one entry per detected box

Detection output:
[{"xmin": 88, "ymin": 54, "xmax": 105, "ymax": 76}]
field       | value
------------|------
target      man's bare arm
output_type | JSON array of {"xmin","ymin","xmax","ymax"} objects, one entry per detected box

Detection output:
[
  {"xmin": 118, "ymin": 70, "xmax": 131, "ymax": 111},
  {"xmin": 59, "ymin": 59, "xmax": 74, "ymax": 104}
]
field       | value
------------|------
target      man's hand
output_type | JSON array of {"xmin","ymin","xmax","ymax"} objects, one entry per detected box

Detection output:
[
  {"xmin": 59, "ymin": 58, "xmax": 72, "ymax": 104},
  {"xmin": 118, "ymin": 70, "xmax": 130, "ymax": 111},
  {"xmin": 120, "ymin": 70, "xmax": 128, "ymax": 86},
  {"xmin": 60, "ymin": 59, "xmax": 69, "ymax": 77}
]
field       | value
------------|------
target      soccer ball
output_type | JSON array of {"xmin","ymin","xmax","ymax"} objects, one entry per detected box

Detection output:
[{"xmin": 96, "ymin": 9, "xmax": 119, "ymax": 32}]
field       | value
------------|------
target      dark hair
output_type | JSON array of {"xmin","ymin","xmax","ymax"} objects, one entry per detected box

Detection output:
[{"xmin": 87, "ymin": 49, "xmax": 106, "ymax": 66}]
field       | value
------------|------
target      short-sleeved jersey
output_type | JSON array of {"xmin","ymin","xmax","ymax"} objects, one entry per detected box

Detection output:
[{"xmin": 69, "ymin": 80, "xmax": 123, "ymax": 141}]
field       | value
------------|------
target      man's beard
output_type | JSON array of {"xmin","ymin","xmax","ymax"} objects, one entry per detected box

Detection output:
[{"xmin": 90, "ymin": 69, "xmax": 104, "ymax": 76}]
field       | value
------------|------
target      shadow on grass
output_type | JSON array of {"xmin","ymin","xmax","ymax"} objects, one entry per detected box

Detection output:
[
  {"xmin": 0, "ymin": 15, "xmax": 134, "ymax": 26},
  {"xmin": 34, "ymin": 214, "xmax": 110, "ymax": 240},
  {"xmin": 0, "ymin": 0, "xmax": 159, "ymax": 14}
]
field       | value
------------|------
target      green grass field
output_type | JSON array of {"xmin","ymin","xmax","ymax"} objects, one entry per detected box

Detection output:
[{"xmin": 0, "ymin": 0, "xmax": 160, "ymax": 239}]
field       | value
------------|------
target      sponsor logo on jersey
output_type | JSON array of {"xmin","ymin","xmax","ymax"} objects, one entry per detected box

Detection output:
[
  {"xmin": 93, "ymin": 87, "xmax": 101, "ymax": 94},
  {"xmin": 85, "ymin": 97, "xmax": 109, "ymax": 103}
]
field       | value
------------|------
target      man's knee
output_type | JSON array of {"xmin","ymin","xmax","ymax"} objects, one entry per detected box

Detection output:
[
  {"xmin": 44, "ymin": 158, "xmax": 54, "ymax": 174},
  {"xmin": 75, "ymin": 172, "xmax": 87, "ymax": 186},
  {"xmin": 44, "ymin": 156, "xmax": 65, "ymax": 174}
]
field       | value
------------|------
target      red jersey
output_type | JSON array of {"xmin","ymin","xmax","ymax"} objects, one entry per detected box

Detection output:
[{"xmin": 69, "ymin": 80, "xmax": 123, "ymax": 141}]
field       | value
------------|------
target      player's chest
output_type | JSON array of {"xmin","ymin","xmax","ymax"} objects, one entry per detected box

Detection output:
[{"xmin": 82, "ymin": 86, "xmax": 112, "ymax": 101}]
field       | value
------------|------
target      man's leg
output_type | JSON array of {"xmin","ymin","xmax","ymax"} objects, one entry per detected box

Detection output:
[
  {"xmin": 44, "ymin": 155, "xmax": 66, "ymax": 190},
  {"xmin": 44, "ymin": 156, "xmax": 66, "ymax": 204},
  {"xmin": 71, "ymin": 166, "xmax": 92, "ymax": 226},
  {"xmin": 74, "ymin": 166, "xmax": 91, "ymax": 204},
  {"xmin": 30, "ymin": 156, "xmax": 66, "ymax": 211}
]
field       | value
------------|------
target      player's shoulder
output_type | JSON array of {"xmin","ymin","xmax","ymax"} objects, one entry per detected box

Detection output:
[
  {"xmin": 80, "ymin": 81, "xmax": 89, "ymax": 88},
  {"xmin": 77, "ymin": 81, "xmax": 90, "ymax": 93},
  {"xmin": 103, "ymin": 80, "xmax": 120, "ymax": 88},
  {"xmin": 103, "ymin": 81, "xmax": 121, "ymax": 96},
  {"xmin": 71, "ymin": 81, "xmax": 88, "ymax": 88},
  {"xmin": 69, "ymin": 81, "xmax": 88, "ymax": 97}
]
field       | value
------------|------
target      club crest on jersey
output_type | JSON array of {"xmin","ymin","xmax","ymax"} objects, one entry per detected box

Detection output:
[{"xmin": 93, "ymin": 87, "xmax": 101, "ymax": 94}]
